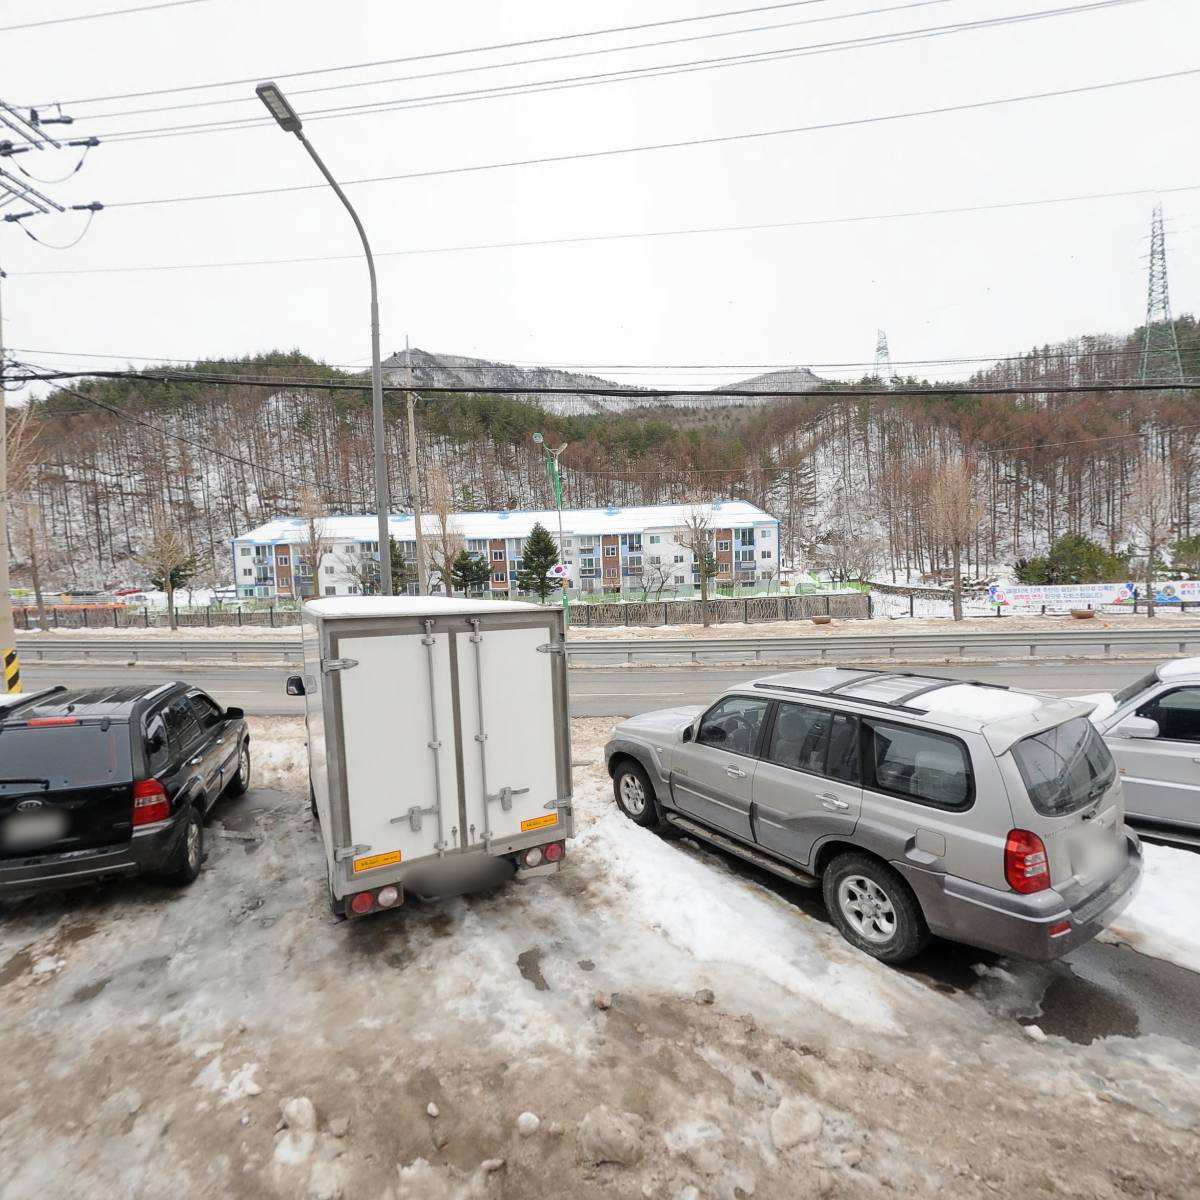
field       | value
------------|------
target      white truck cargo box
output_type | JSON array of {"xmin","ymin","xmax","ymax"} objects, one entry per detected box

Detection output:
[{"xmin": 293, "ymin": 596, "xmax": 573, "ymax": 918}]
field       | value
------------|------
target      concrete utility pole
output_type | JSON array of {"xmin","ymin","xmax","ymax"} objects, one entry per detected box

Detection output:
[
  {"xmin": 0, "ymin": 268, "xmax": 16, "ymax": 692},
  {"xmin": 405, "ymin": 339, "xmax": 427, "ymax": 596},
  {"xmin": 255, "ymin": 81, "xmax": 393, "ymax": 594}
]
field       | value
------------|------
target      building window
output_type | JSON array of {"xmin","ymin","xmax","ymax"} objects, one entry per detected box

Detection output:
[
  {"xmin": 324, "ymin": 586, "xmax": 336, "ymax": 596},
  {"xmin": 625, "ymin": 555, "xmax": 642, "ymax": 568},
  {"xmin": 605, "ymin": 566, "xmax": 618, "ymax": 577},
  {"xmin": 604, "ymin": 545, "xmax": 617, "ymax": 558},
  {"xmin": 241, "ymin": 567, "xmax": 253, "ymax": 578},
  {"xmin": 759, "ymin": 528, "xmax": 773, "ymax": 540},
  {"xmin": 761, "ymin": 550, "xmax": 773, "ymax": 559},
  {"xmin": 717, "ymin": 540, "xmax": 731, "ymax": 552},
  {"xmin": 239, "ymin": 546, "xmax": 250, "ymax": 556},
  {"xmin": 277, "ymin": 555, "xmax": 290, "ymax": 566},
  {"xmin": 492, "ymin": 549, "xmax": 505, "ymax": 561},
  {"xmin": 325, "ymin": 565, "xmax": 335, "ymax": 575},
  {"xmin": 493, "ymin": 572, "xmax": 506, "ymax": 584},
  {"xmin": 648, "ymin": 535, "xmax": 660, "ymax": 544},
  {"xmin": 739, "ymin": 548, "xmax": 754, "ymax": 562},
  {"xmin": 674, "ymin": 554, "xmax": 685, "ymax": 563},
  {"xmin": 349, "ymin": 586, "xmax": 360, "ymax": 595},
  {"xmin": 675, "ymin": 575, "xmax": 685, "ymax": 585},
  {"xmin": 648, "ymin": 555, "xmax": 660, "ymax": 565}
]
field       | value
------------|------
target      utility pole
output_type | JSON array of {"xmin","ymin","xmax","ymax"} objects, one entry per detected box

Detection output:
[
  {"xmin": 0, "ymin": 267, "xmax": 17, "ymax": 693},
  {"xmin": 1140, "ymin": 203, "xmax": 1184, "ymax": 385},
  {"xmin": 874, "ymin": 329, "xmax": 898, "ymax": 384},
  {"xmin": 405, "ymin": 338, "xmax": 427, "ymax": 596},
  {"xmin": 533, "ymin": 432, "xmax": 570, "ymax": 625}
]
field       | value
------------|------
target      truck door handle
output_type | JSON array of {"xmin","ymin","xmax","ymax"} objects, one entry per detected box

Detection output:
[
  {"xmin": 725, "ymin": 765, "xmax": 746, "ymax": 778},
  {"xmin": 819, "ymin": 793, "xmax": 850, "ymax": 811}
]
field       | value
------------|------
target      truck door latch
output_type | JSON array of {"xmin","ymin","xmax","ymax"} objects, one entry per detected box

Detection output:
[
  {"xmin": 487, "ymin": 785, "xmax": 530, "ymax": 812},
  {"xmin": 321, "ymin": 657, "xmax": 359, "ymax": 674},
  {"xmin": 334, "ymin": 843, "xmax": 370, "ymax": 861}
]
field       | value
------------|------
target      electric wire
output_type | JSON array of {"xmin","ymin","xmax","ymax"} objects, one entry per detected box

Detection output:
[
  {"xmin": 1, "ymin": 0, "xmax": 212, "ymax": 34},
  {"xmin": 14, "ymin": 210, "xmax": 96, "ymax": 250},
  {"xmin": 102, "ymin": 68, "xmax": 1200, "ymax": 209}
]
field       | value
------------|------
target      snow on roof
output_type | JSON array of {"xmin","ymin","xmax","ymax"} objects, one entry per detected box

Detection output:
[
  {"xmin": 305, "ymin": 596, "xmax": 545, "ymax": 619},
  {"xmin": 1158, "ymin": 657, "xmax": 1200, "ymax": 681},
  {"xmin": 234, "ymin": 499, "xmax": 776, "ymax": 545}
]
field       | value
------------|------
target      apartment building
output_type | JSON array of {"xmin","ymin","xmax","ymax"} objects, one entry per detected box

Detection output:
[{"xmin": 231, "ymin": 500, "xmax": 780, "ymax": 599}]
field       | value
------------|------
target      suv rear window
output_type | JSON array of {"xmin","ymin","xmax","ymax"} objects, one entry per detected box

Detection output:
[
  {"xmin": 0, "ymin": 725, "xmax": 132, "ymax": 789},
  {"xmin": 864, "ymin": 719, "xmax": 972, "ymax": 810},
  {"xmin": 1012, "ymin": 717, "xmax": 1115, "ymax": 816}
]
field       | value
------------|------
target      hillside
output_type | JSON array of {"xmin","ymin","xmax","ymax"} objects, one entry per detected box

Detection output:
[{"xmin": 9, "ymin": 318, "xmax": 1200, "ymax": 590}]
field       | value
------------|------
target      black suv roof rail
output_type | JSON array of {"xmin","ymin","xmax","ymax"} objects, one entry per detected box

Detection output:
[
  {"xmin": 752, "ymin": 669, "xmax": 1011, "ymax": 714},
  {"xmin": 0, "ymin": 686, "xmax": 68, "ymax": 723}
]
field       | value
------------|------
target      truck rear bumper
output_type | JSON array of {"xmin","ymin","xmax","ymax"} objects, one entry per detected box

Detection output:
[
  {"xmin": 0, "ymin": 817, "xmax": 185, "ymax": 897},
  {"xmin": 896, "ymin": 833, "xmax": 1142, "ymax": 962}
]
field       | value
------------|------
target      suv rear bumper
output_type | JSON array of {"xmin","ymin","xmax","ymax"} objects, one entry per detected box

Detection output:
[
  {"xmin": 0, "ymin": 815, "xmax": 186, "ymax": 896},
  {"xmin": 896, "ymin": 832, "xmax": 1142, "ymax": 961}
]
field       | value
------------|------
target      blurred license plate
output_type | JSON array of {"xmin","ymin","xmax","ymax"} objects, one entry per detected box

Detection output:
[
  {"xmin": 1071, "ymin": 821, "xmax": 1121, "ymax": 882},
  {"xmin": 1, "ymin": 811, "xmax": 67, "ymax": 851}
]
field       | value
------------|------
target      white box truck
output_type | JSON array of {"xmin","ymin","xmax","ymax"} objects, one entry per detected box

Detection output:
[{"xmin": 287, "ymin": 597, "xmax": 573, "ymax": 919}]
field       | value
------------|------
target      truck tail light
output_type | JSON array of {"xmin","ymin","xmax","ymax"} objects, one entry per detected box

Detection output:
[
  {"xmin": 543, "ymin": 841, "xmax": 563, "ymax": 863},
  {"xmin": 522, "ymin": 846, "xmax": 544, "ymax": 868},
  {"xmin": 349, "ymin": 891, "xmax": 375, "ymax": 916},
  {"xmin": 1005, "ymin": 829, "xmax": 1050, "ymax": 894},
  {"xmin": 132, "ymin": 779, "xmax": 170, "ymax": 825},
  {"xmin": 376, "ymin": 885, "xmax": 400, "ymax": 908}
]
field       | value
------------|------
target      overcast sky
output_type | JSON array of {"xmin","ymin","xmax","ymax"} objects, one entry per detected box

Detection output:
[{"xmin": 3, "ymin": 0, "xmax": 1198, "ymax": 391}]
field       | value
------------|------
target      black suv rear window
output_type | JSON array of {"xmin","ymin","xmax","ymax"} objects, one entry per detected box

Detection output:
[
  {"xmin": 0, "ymin": 725, "xmax": 132, "ymax": 790},
  {"xmin": 1012, "ymin": 717, "xmax": 1115, "ymax": 816}
]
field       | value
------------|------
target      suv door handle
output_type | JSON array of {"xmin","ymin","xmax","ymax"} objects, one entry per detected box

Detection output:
[
  {"xmin": 819, "ymin": 793, "xmax": 850, "ymax": 811},
  {"xmin": 189, "ymin": 755, "xmax": 203, "ymax": 766},
  {"xmin": 725, "ymin": 765, "xmax": 747, "ymax": 778},
  {"xmin": 215, "ymin": 738, "xmax": 225, "ymax": 745}
]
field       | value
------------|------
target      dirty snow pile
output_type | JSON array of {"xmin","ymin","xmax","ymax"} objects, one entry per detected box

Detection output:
[{"xmin": 1102, "ymin": 842, "xmax": 1200, "ymax": 974}]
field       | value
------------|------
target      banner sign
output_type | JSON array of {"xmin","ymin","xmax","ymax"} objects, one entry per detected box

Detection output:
[{"xmin": 987, "ymin": 581, "xmax": 1200, "ymax": 609}]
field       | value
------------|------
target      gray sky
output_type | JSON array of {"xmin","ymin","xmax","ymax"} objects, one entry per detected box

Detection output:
[{"xmin": 3, "ymin": 0, "xmax": 1198, "ymax": 391}]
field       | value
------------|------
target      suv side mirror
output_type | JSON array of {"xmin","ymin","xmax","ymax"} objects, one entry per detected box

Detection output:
[
  {"xmin": 682, "ymin": 723, "xmax": 694, "ymax": 743},
  {"xmin": 286, "ymin": 675, "xmax": 306, "ymax": 697},
  {"xmin": 224, "ymin": 706, "xmax": 245, "ymax": 720},
  {"xmin": 1115, "ymin": 715, "xmax": 1159, "ymax": 739}
]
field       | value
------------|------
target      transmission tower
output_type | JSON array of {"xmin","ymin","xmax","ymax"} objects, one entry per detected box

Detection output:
[
  {"xmin": 1139, "ymin": 203, "xmax": 1184, "ymax": 384},
  {"xmin": 874, "ymin": 329, "xmax": 897, "ymax": 383}
]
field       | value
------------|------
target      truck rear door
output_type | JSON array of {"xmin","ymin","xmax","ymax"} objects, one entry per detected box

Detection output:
[
  {"xmin": 456, "ymin": 619, "xmax": 566, "ymax": 848},
  {"xmin": 335, "ymin": 628, "xmax": 459, "ymax": 875}
]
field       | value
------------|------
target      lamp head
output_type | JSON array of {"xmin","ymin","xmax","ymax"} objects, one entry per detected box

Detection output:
[{"xmin": 256, "ymin": 82, "xmax": 303, "ymax": 133}]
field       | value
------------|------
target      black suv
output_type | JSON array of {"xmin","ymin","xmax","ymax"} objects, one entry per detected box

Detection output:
[{"xmin": 0, "ymin": 683, "xmax": 250, "ymax": 897}]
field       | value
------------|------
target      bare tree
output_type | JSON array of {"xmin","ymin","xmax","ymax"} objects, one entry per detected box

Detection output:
[
  {"xmin": 337, "ymin": 547, "xmax": 378, "ymax": 596},
  {"xmin": 294, "ymin": 486, "xmax": 331, "ymax": 600},
  {"xmin": 677, "ymin": 500, "xmax": 716, "ymax": 627},
  {"xmin": 1129, "ymin": 458, "xmax": 1174, "ymax": 619},
  {"xmin": 929, "ymin": 460, "xmax": 984, "ymax": 621},
  {"xmin": 426, "ymin": 468, "xmax": 463, "ymax": 594},
  {"xmin": 6, "ymin": 406, "xmax": 48, "ymax": 628},
  {"xmin": 641, "ymin": 559, "xmax": 672, "ymax": 601},
  {"xmin": 137, "ymin": 528, "xmax": 199, "ymax": 631},
  {"xmin": 810, "ymin": 520, "xmax": 882, "ymax": 587},
  {"xmin": 761, "ymin": 563, "xmax": 778, "ymax": 594}
]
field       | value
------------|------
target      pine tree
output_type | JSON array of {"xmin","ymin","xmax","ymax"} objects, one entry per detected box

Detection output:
[
  {"xmin": 517, "ymin": 523, "xmax": 560, "ymax": 602},
  {"xmin": 450, "ymin": 550, "xmax": 491, "ymax": 595}
]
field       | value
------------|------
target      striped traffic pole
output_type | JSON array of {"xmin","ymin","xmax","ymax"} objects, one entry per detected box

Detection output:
[{"xmin": 2, "ymin": 647, "xmax": 18, "ymax": 694}]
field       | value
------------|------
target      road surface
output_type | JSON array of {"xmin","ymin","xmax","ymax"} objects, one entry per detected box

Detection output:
[{"xmin": 19, "ymin": 659, "xmax": 1160, "ymax": 717}]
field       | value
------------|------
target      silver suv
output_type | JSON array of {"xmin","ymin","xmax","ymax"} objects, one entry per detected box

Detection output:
[{"xmin": 605, "ymin": 668, "xmax": 1141, "ymax": 964}]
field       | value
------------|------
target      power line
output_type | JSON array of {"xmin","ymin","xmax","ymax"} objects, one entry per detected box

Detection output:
[
  {"xmin": 104, "ymin": 68, "xmax": 1200, "ymax": 210},
  {"xmin": 91, "ymin": 1, "xmax": 1148, "ymax": 144},
  {"xmin": 1, "ymin": 0, "xmax": 212, "ymax": 34},
  {"xmin": 10, "ymin": 179, "xmax": 1200, "ymax": 276},
  {"xmin": 82, "ymin": 0, "xmax": 963, "ymax": 123}
]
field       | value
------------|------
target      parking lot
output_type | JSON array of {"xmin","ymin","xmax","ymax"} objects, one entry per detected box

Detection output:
[{"xmin": 1, "ymin": 716, "xmax": 1198, "ymax": 1200}]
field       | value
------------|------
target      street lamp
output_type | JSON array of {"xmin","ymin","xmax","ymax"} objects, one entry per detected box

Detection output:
[
  {"xmin": 255, "ymin": 81, "xmax": 393, "ymax": 595},
  {"xmin": 533, "ymin": 432, "xmax": 570, "ymax": 624}
]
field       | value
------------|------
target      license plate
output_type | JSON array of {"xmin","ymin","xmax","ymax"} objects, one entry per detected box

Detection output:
[{"xmin": 1, "ymin": 811, "xmax": 68, "ymax": 852}]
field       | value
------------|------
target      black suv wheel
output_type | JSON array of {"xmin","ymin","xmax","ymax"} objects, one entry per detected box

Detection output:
[
  {"xmin": 822, "ymin": 852, "xmax": 929, "ymax": 964},
  {"xmin": 164, "ymin": 806, "xmax": 204, "ymax": 886},
  {"xmin": 226, "ymin": 740, "xmax": 251, "ymax": 797}
]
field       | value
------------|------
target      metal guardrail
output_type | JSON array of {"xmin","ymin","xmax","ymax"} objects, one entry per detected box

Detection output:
[{"xmin": 16, "ymin": 625, "xmax": 1200, "ymax": 667}]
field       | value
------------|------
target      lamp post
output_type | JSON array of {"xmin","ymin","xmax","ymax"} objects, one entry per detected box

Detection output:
[
  {"xmin": 255, "ymin": 81, "xmax": 393, "ymax": 595},
  {"xmin": 533, "ymin": 432, "xmax": 569, "ymax": 624}
]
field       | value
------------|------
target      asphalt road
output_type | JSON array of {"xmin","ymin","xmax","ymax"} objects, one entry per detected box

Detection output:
[{"xmin": 19, "ymin": 659, "xmax": 1162, "ymax": 717}]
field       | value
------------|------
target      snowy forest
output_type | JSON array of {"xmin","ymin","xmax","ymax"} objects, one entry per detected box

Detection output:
[{"xmin": 10, "ymin": 315, "xmax": 1200, "ymax": 589}]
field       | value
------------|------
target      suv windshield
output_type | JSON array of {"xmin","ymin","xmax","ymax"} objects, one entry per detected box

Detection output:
[
  {"xmin": 0, "ymin": 725, "xmax": 132, "ymax": 790},
  {"xmin": 1012, "ymin": 717, "xmax": 1115, "ymax": 817}
]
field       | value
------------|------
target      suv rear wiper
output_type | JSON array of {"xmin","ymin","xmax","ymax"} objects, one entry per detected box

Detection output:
[{"xmin": 0, "ymin": 777, "xmax": 51, "ymax": 789}]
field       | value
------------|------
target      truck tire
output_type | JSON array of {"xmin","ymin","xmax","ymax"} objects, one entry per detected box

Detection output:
[
  {"xmin": 613, "ymin": 760, "xmax": 659, "ymax": 828},
  {"xmin": 225, "ymin": 740, "xmax": 251, "ymax": 797},
  {"xmin": 163, "ymin": 806, "xmax": 204, "ymax": 886},
  {"xmin": 310, "ymin": 781, "xmax": 318, "ymax": 820},
  {"xmin": 822, "ymin": 852, "xmax": 929, "ymax": 964}
]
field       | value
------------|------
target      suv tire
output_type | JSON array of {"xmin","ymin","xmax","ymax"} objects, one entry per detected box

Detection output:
[
  {"xmin": 226, "ymin": 740, "xmax": 251, "ymax": 797},
  {"xmin": 822, "ymin": 852, "xmax": 929, "ymax": 964},
  {"xmin": 613, "ymin": 760, "xmax": 659, "ymax": 828},
  {"xmin": 164, "ymin": 806, "xmax": 204, "ymax": 886}
]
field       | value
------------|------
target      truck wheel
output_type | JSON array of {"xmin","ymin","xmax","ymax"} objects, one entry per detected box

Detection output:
[
  {"xmin": 226, "ymin": 741, "xmax": 251, "ymax": 797},
  {"xmin": 613, "ymin": 760, "xmax": 659, "ymax": 828},
  {"xmin": 822, "ymin": 852, "xmax": 929, "ymax": 964},
  {"xmin": 310, "ymin": 781, "xmax": 318, "ymax": 820},
  {"xmin": 163, "ymin": 807, "xmax": 204, "ymax": 886}
]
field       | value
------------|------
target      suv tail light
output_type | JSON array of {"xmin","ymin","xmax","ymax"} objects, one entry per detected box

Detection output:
[
  {"xmin": 132, "ymin": 778, "xmax": 170, "ymax": 826},
  {"xmin": 1005, "ymin": 829, "xmax": 1050, "ymax": 894}
]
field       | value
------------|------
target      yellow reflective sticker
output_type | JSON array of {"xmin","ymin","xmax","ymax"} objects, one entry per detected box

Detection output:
[
  {"xmin": 353, "ymin": 850, "xmax": 402, "ymax": 873},
  {"xmin": 520, "ymin": 812, "xmax": 559, "ymax": 833}
]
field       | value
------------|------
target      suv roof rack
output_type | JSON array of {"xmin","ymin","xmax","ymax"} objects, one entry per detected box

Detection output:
[
  {"xmin": 0, "ymin": 685, "xmax": 68, "ymax": 724},
  {"xmin": 752, "ymin": 670, "xmax": 1012, "ymax": 715}
]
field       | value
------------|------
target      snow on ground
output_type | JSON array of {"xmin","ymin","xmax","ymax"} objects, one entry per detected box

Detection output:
[
  {"xmin": 0, "ymin": 718, "xmax": 1198, "ymax": 1198},
  {"xmin": 1101, "ymin": 843, "xmax": 1200, "ymax": 974}
]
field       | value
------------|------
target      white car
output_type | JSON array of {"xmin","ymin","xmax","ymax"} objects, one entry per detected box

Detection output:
[{"xmin": 1082, "ymin": 657, "xmax": 1200, "ymax": 836}]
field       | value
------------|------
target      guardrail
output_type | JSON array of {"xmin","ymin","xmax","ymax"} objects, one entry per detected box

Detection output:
[{"xmin": 16, "ymin": 625, "xmax": 1200, "ymax": 667}]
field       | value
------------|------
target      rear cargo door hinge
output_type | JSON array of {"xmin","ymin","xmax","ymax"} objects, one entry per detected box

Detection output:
[
  {"xmin": 536, "ymin": 643, "xmax": 564, "ymax": 655},
  {"xmin": 334, "ymin": 843, "xmax": 370, "ymax": 861},
  {"xmin": 544, "ymin": 795, "xmax": 574, "ymax": 812},
  {"xmin": 321, "ymin": 657, "xmax": 359, "ymax": 674}
]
